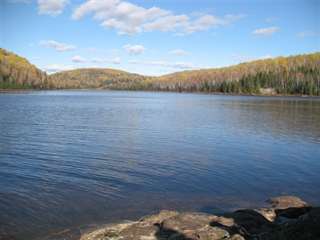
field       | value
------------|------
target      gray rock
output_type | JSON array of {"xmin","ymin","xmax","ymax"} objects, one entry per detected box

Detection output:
[
  {"xmin": 80, "ymin": 196, "xmax": 319, "ymax": 240},
  {"xmin": 267, "ymin": 196, "xmax": 308, "ymax": 210}
]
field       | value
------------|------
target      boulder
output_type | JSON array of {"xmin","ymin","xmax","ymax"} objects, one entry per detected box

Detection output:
[
  {"xmin": 267, "ymin": 196, "xmax": 308, "ymax": 209},
  {"xmin": 80, "ymin": 196, "xmax": 319, "ymax": 240}
]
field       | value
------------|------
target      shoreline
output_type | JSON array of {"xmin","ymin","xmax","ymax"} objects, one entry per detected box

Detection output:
[
  {"xmin": 33, "ymin": 196, "xmax": 320, "ymax": 240},
  {"xmin": 79, "ymin": 196, "xmax": 319, "ymax": 240},
  {"xmin": 1, "ymin": 88, "xmax": 320, "ymax": 98}
]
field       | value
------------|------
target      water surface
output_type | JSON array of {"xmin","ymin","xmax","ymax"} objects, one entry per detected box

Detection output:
[{"xmin": 0, "ymin": 91, "xmax": 319, "ymax": 239}]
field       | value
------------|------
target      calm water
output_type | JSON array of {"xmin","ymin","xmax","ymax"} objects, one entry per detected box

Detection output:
[{"xmin": 0, "ymin": 91, "xmax": 320, "ymax": 239}]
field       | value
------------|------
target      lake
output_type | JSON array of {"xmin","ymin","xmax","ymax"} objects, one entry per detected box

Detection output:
[{"xmin": 0, "ymin": 90, "xmax": 319, "ymax": 239}]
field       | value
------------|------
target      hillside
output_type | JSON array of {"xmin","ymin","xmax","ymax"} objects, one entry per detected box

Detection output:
[
  {"xmin": 145, "ymin": 52, "xmax": 320, "ymax": 95},
  {"xmin": 1, "ymin": 48, "xmax": 319, "ymax": 95},
  {"xmin": 48, "ymin": 52, "xmax": 320, "ymax": 95},
  {"xmin": 0, "ymin": 48, "xmax": 47, "ymax": 89},
  {"xmin": 48, "ymin": 68, "xmax": 147, "ymax": 89},
  {"xmin": 0, "ymin": 48, "xmax": 147, "ymax": 90}
]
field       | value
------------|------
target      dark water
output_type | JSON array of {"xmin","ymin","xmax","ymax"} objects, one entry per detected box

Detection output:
[{"xmin": 0, "ymin": 91, "xmax": 320, "ymax": 239}]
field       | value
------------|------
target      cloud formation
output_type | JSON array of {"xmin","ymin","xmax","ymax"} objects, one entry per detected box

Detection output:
[
  {"xmin": 253, "ymin": 26, "xmax": 279, "ymax": 36},
  {"xmin": 37, "ymin": 0, "xmax": 69, "ymax": 16},
  {"xmin": 91, "ymin": 57, "xmax": 121, "ymax": 64},
  {"xmin": 72, "ymin": 0, "xmax": 244, "ymax": 35},
  {"xmin": 40, "ymin": 40, "xmax": 76, "ymax": 52},
  {"xmin": 71, "ymin": 55, "xmax": 86, "ymax": 63},
  {"xmin": 123, "ymin": 44, "xmax": 145, "ymax": 55},
  {"xmin": 43, "ymin": 64, "xmax": 74, "ymax": 73}
]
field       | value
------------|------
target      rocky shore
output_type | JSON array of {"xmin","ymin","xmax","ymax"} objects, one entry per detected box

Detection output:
[{"xmin": 80, "ymin": 196, "xmax": 319, "ymax": 240}]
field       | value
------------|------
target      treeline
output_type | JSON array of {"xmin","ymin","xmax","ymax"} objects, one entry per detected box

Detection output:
[
  {"xmin": 119, "ymin": 53, "xmax": 320, "ymax": 96},
  {"xmin": 137, "ymin": 67, "xmax": 320, "ymax": 95},
  {"xmin": 1, "ymin": 47, "xmax": 320, "ymax": 95},
  {"xmin": 0, "ymin": 48, "xmax": 47, "ymax": 89},
  {"xmin": 0, "ymin": 48, "xmax": 147, "ymax": 90},
  {"xmin": 217, "ymin": 67, "xmax": 320, "ymax": 95},
  {"xmin": 48, "ymin": 68, "xmax": 147, "ymax": 89}
]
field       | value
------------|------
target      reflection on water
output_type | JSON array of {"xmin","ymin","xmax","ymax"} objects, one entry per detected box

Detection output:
[{"xmin": 0, "ymin": 91, "xmax": 319, "ymax": 239}]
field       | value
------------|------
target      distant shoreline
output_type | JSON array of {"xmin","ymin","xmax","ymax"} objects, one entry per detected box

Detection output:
[
  {"xmin": 1, "ymin": 88, "xmax": 320, "ymax": 98},
  {"xmin": 2, "ymin": 49, "xmax": 319, "ymax": 96}
]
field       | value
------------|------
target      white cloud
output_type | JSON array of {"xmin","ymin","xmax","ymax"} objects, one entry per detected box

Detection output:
[
  {"xmin": 92, "ymin": 57, "xmax": 121, "ymax": 64},
  {"xmin": 111, "ymin": 57, "xmax": 121, "ymax": 64},
  {"xmin": 297, "ymin": 30, "xmax": 319, "ymax": 38},
  {"xmin": 172, "ymin": 62, "xmax": 195, "ymax": 69},
  {"xmin": 182, "ymin": 14, "xmax": 244, "ymax": 34},
  {"xmin": 42, "ymin": 64, "xmax": 74, "ymax": 73},
  {"xmin": 37, "ymin": 0, "xmax": 69, "ymax": 16},
  {"xmin": 72, "ymin": 0, "xmax": 245, "ymax": 35},
  {"xmin": 169, "ymin": 49, "xmax": 189, "ymax": 56},
  {"xmin": 143, "ymin": 14, "xmax": 189, "ymax": 32},
  {"xmin": 40, "ymin": 40, "xmax": 76, "ymax": 52},
  {"xmin": 72, "ymin": 0, "xmax": 120, "ymax": 19},
  {"xmin": 71, "ymin": 55, "xmax": 86, "ymax": 63},
  {"xmin": 123, "ymin": 44, "xmax": 145, "ymax": 55},
  {"xmin": 253, "ymin": 26, "xmax": 279, "ymax": 36},
  {"xmin": 91, "ymin": 57, "xmax": 105, "ymax": 63},
  {"xmin": 258, "ymin": 54, "xmax": 273, "ymax": 60},
  {"xmin": 129, "ymin": 60, "xmax": 195, "ymax": 69}
]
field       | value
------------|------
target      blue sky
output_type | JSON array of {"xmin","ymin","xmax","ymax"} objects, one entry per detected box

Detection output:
[{"xmin": 1, "ymin": 0, "xmax": 319, "ymax": 75}]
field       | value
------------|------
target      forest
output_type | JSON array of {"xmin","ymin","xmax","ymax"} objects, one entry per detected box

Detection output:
[
  {"xmin": 0, "ymin": 48, "xmax": 46, "ymax": 89},
  {"xmin": 1, "ymin": 48, "xmax": 319, "ymax": 95},
  {"xmin": 131, "ymin": 53, "xmax": 320, "ymax": 96}
]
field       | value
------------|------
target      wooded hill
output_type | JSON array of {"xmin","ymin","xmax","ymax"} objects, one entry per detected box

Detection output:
[
  {"xmin": 1, "ymin": 48, "xmax": 319, "ymax": 95},
  {"xmin": 138, "ymin": 53, "xmax": 320, "ymax": 95},
  {"xmin": 0, "ymin": 48, "xmax": 146, "ymax": 90},
  {"xmin": 0, "ymin": 48, "xmax": 47, "ymax": 89},
  {"xmin": 49, "ymin": 68, "xmax": 147, "ymax": 89}
]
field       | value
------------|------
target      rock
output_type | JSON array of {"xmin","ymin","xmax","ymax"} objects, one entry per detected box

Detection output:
[
  {"xmin": 161, "ymin": 213, "xmax": 215, "ymax": 232},
  {"xmin": 266, "ymin": 196, "xmax": 311, "ymax": 222},
  {"xmin": 160, "ymin": 212, "xmax": 230, "ymax": 240},
  {"xmin": 119, "ymin": 222, "xmax": 159, "ymax": 240},
  {"xmin": 267, "ymin": 196, "xmax": 308, "ymax": 210},
  {"xmin": 224, "ymin": 209, "xmax": 276, "ymax": 236},
  {"xmin": 141, "ymin": 210, "xmax": 179, "ymax": 225},
  {"xmin": 260, "ymin": 88, "xmax": 276, "ymax": 95},
  {"xmin": 230, "ymin": 234, "xmax": 245, "ymax": 240},
  {"xmin": 80, "ymin": 222, "xmax": 134, "ymax": 240},
  {"xmin": 80, "ymin": 196, "xmax": 319, "ymax": 240},
  {"xmin": 255, "ymin": 208, "xmax": 277, "ymax": 222},
  {"xmin": 194, "ymin": 226, "xmax": 230, "ymax": 240},
  {"xmin": 212, "ymin": 216, "xmax": 235, "ymax": 227},
  {"xmin": 259, "ymin": 207, "xmax": 320, "ymax": 240}
]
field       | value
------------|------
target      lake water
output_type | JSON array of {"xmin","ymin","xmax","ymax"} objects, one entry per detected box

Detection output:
[{"xmin": 0, "ymin": 90, "xmax": 320, "ymax": 239}]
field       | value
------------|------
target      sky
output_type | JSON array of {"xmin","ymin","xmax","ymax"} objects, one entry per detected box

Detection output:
[{"xmin": 1, "ymin": 0, "xmax": 319, "ymax": 76}]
